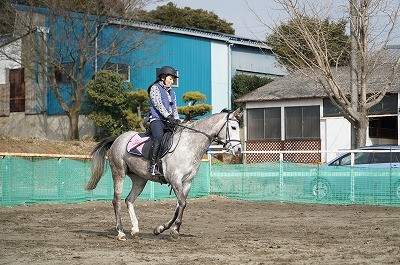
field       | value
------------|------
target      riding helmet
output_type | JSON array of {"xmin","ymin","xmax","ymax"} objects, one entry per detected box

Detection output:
[{"xmin": 157, "ymin": 66, "xmax": 179, "ymax": 79}]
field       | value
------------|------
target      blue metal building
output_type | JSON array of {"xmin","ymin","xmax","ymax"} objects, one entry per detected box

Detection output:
[
  {"xmin": 1, "ymin": 4, "xmax": 286, "ymax": 139},
  {"xmin": 44, "ymin": 17, "xmax": 286, "ymax": 115},
  {"xmin": 108, "ymin": 20, "xmax": 285, "ymax": 114}
]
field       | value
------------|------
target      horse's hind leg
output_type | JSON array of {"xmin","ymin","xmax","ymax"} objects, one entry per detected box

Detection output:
[
  {"xmin": 125, "ymin": 175, "xmax": 147, "ymax": 238},
  {"xmin": 111, "ymin": 162, "xmax": 127, "ymax": 241}
]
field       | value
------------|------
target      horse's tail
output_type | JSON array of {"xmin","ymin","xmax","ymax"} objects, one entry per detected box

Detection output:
[{"xmin": 85, "ymin": 136, "xmax": 117, "ymax": 190}]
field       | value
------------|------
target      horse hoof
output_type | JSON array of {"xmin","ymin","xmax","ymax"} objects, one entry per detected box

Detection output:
[
  {"xmin": 170, "ymin": 229, "xmax": 179, "ymax": 239},
  {"xmin": 117, "ymin": 235, "xmax": 127, "ymax": 241},
  {"xmin": 131, "ymin": 229, "xmax": 140, "ymax": 238},
  {"xmin": 153, "ymin": 225, "xmax": 164, "ymax": 235},
  {"xmin": 117, "ymin": 231, "xmax": 127, "ymax": 241}
]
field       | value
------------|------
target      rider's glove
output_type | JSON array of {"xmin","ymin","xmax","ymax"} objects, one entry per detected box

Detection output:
[{"xmin": 166, "ymin": 115, "xmax": 178, "ymax": 125}]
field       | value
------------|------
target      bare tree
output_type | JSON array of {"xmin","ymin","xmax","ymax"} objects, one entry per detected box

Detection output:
[
  {"xmin": 254, "ymin": 0, "xmax": 400, "ymax": 147},
  {"xmin": 1, "ymin": 0, "xmax": 158, "ymax": 140}
]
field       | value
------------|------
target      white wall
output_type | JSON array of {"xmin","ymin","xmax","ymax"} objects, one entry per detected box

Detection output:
[
  {"xmin": 322, "ymin": 117, "xmax": 352, "ymax": 162},
  {"xmin": 0, "ymin": 39, "xmax": 22, "ymax": 84},
  {"xmin": 210, "ymin": 41, "xmax": 229, "ymax": 113}
]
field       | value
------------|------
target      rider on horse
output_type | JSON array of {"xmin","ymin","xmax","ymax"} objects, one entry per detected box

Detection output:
[{"xmin": 146, "ymin": 66, "xmax": 181, "ymax": 176}]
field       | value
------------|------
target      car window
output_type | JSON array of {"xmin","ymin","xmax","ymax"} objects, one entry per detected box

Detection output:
[
  {"xmin": 334, "ymin": 152, "xmax": 371, "ymax": 165},
  {"xmin": 354, "ymin": 152, "xmax": 371, "ymax": 164},
  {"xmin": 394, "ymin": 152, "xmax": 400, "ymax": 162},
  {"xmin": 372, "ymin": 153, "xmax": 391, "ymax": 163},
  {"xmin": 372, "ymin": 152, "xmax": 400, "ymax": 163},
  {"xmin": 329, "ymin": 149, "xmax": 400, "ymax": 166},
  {"xmin": 337, "ymin": 154, "xmax": 351, "ymax": 165}
]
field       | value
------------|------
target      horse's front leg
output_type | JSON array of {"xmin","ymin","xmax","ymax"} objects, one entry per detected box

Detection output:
[
  {"xmin": 169, "ymin": 191, "xmax": 187, "ymax": 238},
  {"xmin": 153, "ymin": 181, "xmax": 191, "ymax": 238},
  {"xmin": 153, "ymin": 205, "xmax": 179, "ymax": 235}
]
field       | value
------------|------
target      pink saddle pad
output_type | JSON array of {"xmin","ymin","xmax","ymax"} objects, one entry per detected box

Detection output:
[{"xmin": 126, "ymin": 133, "xmax": 150, "ymax": 155}]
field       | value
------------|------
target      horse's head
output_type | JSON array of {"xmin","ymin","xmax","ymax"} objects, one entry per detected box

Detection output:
[{"xmin": 216, "ymin": 109, "xmax": 242, "ymax": 155}]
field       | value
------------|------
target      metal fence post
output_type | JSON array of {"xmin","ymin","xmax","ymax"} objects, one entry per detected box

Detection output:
[
  {"xmin": 279, "ymin": 152, "xmax": 284, "ymax": 202},
  {"xmin": 150, "ymin": 181, "xmax": 155, "ymax": 200},
  {"xmin": 208, "ymin": 153, "xmax": 213, "ymax": 194},
  {"xmin": 350, "ymin": 152, "xmax": 355, "ymax": 203}
]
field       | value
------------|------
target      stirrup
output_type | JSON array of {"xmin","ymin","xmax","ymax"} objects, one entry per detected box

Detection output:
[
  {"xmin": 149, "ymin": 164, "xmax": 161, "ymax": 176},
  {"xmin": 158, "ymin": 175, "xmax": 168, "ymax": 184}
]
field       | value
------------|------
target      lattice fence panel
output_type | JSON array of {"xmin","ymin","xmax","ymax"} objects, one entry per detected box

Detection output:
[
  {"xmin": 245, "ymin": 140, "xmax": 321, "ymax": 164},
  {"xmin": 283, "ymin": 140, "xmax": 321, "ymax": 163},
  {"xmin": 245, "ymin": 141, "xmax": 281, "ymax": 164}
]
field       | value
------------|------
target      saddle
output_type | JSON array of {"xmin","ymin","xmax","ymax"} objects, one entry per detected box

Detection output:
[{"xmin": 126, "ymin": 130, "xmax": 173, "ymax": 160}]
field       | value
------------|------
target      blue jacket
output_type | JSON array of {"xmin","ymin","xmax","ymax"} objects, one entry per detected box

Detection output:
[{"xmin": 148, "ymin": 82, "xmax": 177, "ymax": 121}]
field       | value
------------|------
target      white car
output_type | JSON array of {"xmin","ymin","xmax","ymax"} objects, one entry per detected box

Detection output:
[{"xmin": 304, "ymin": 145, "xmax": 400, "ymax": 201}]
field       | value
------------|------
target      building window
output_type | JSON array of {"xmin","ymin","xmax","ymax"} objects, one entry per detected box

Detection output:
[
  {"xmin": 368, "ymin": 94, "xmax": 398, "ymax": 114},
  {"xmin": 324, "ymin": 94, "xmax": 398, "ymax": 117},
  {"xmin": 105, "ymin": 62, "xmax": 130, "ymax": 81},
  {"xmin": 285, "ymin": 106, "xmax": 320, "ymax": 140},
  {"xmin": 247, "ymin": 107, "xmax": 281, "ymax": 140},
  {"xmin": 55, "ymin": 62, "xmax": 74, "ymax": 83},
  {"xmin": 369, "ymin": 116, "xmax": 398, "ymax": 139},
  {"xmin": 248, "ymin": 109, "xmax": 264, "ymax": 140},
  {"xmin": 9, "ymin": 68, "xmax": 25, "ymax": 112}
]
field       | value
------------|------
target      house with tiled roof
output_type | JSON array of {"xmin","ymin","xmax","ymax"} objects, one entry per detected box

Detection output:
[{"xmin": 236, "ymin": 46, "xmax": 400, "ymax": 164}]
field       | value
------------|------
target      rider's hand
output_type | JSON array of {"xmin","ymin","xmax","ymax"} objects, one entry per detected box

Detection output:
[{"xmin": 166, "ymin": 115, "xmax": 178, "ymax": 125}]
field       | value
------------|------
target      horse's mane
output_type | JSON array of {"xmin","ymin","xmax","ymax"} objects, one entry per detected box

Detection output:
[{"xmin": 186, "ymin": 112, "xmax": 225, "ymax": 128}]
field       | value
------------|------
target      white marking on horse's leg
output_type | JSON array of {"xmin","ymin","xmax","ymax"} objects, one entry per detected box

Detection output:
[
  {"xmin": 127, "ymin": 201, "xmax": 139, "ymax": 237},
  {"xmin": 125, "ymin": 175, "xmax": 147, "ymax": 238}
]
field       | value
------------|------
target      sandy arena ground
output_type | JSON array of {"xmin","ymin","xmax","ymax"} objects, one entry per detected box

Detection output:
[{"xmin": 0, "ymin": 195, "xmax": 399, "ymax": 265}]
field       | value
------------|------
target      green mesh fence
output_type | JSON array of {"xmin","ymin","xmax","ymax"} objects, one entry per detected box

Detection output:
[
  {"xmin": 1, "ymin": 156, "xmax": 399, "ymax": 206},
  {"xmin": 209, "ymin": 162, "xmax": 400, "ymax": 206},
  {"xmin": 0, "ymin": 156, "xmax": 211, "ymax": 206}
]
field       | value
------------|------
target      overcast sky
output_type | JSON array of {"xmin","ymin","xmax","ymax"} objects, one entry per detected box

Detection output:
[{"xmin": 145, "ymin": 0, "xmax": 399, "ymax": 45}]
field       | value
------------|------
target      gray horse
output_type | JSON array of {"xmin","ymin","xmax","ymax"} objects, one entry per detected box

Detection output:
[{"xmin": 85, "ymin": 109, "xmax": 242, "ymax": 240}]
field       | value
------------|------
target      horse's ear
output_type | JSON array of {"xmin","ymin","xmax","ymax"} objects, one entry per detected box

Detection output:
[
  {"xmin": 231, "ymin": 108, "xmax": 243, "ymax": 123},
  {"xmin": 232, "ymin": 108, "xmax": 243, "ymax": 118},
  {"xmin": 220, "ymin": 108, "xmax": 230, "ymax": 113}
]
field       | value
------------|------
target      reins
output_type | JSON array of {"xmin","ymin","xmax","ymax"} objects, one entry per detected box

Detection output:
[
  {"xmin": 173, "ymin": 111, "xmax": 238, "ymax": 147},
  {"xmin": 175, "ymin": 123, "xmax": 214, "ymax": 142}
]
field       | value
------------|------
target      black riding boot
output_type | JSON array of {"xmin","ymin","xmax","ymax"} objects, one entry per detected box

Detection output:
[{"xmin": 148, "ymin": 139, "xmax": 161, "ymax": 176}]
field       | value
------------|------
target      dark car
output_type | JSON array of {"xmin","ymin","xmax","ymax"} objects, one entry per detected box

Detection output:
[{"xmin": 304, "ymin": 145, "xmax": 400, "ymax": 201}]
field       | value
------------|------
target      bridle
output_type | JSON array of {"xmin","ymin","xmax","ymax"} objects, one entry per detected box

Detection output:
[
  {"xmin": 212, "ymin": 112, "xmax": 241, "ymax": 152},
  {"xmin": 175, "ymin": 112, "xmax": 241, "ymax": 152}
]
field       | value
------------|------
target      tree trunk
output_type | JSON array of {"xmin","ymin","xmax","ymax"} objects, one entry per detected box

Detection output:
[
  {"xmin": 349, "ymin": 0, "xmax": 358, "ymax": 112},
  {"xmin": 137, "ymin": 106, "xmax": 146, "ymax": 131},
  {"xmin": 68, "ymin": 111, "xmax": 80, "ymax": 140},
  {"xmin": 355, "ymin": 116, "xmax": 368, "ymax": 148}
]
